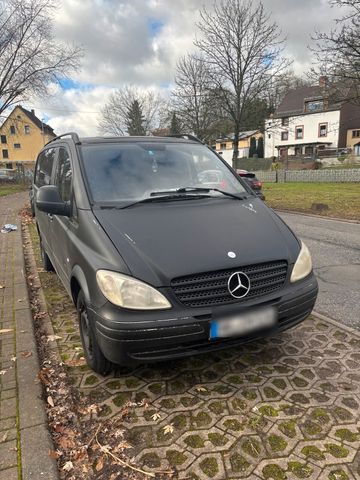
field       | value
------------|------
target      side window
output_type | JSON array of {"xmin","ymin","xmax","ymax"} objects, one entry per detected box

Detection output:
[
  {"xmin": 35, "ymin": 148, "xmax": 56, "ymax": 187},
  {"xmin": 55, "ymin": 147, "xmax": 72, "ymax": 203}
]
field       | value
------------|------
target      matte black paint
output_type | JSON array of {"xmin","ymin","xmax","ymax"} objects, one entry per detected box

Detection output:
[{"xmin": 33, "ymin": 135, "xmax": 318, "ymax": 368}]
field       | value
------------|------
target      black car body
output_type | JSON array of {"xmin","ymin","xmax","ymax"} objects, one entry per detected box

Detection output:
[{"xmin": 33, "ymin": 133, "xmax": 318, "ymax": 374}]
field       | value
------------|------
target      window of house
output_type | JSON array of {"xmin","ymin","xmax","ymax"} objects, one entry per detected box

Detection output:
[
  {"xmin": 281, "ymin": 131, "xmax": 288, "ymax": 141},
  {"xmin": 34, "ymin": 148, "xmax": 56, "ymax": 187},
  {"xmin": 319, "ymin": 123, "xmax": 328, "ymax": 137},
  {"xmin": 352, "ymin": 130, "xmax": 360, "ymax": 138},
  {"xmin": 305, "ymin": 100, "xmax": 324, "ymax": 112},
  {"xmin": 14, "ymin": 143, "xmax": 21, "ymax": 149},
  {"xmin": 5, "ymin": 162, "xmax": 12, "ymax": 169},
  {"xmin": 268, "ymin": 134, "xmax": 271, "ymax": 139},
  {"xmin": 10, "ymin": 125, "xmax": 15, "ymax": 134},
  {"xmin": 295, "ymin": 126, "xmax": 304, "ymax": 139},
  {"xmin": 1, "ymin": 135, "xmax": 6, "ymax": 144},
  {"xmin": 305, "ymin": 146, "xmax": 314, "ymax": 155},
  {"xmin": 2, "ymin": 149, "xmax": 9, "ymax": 159},
  {"xmin": 55, "ymin": 148, "xmax": 72, "ymax": 204},
  {"xmin": 281, "ymin": 117, "xmax": 289, "ymax": 126},
  {"xmin": 294, "ymin": 146, "xmax": 303, "ymax": 156},
  {"xmin": 24, "ymin": 125, "xmax": 30, "ymax": 134},
  {"xmin": 220, "ymin": 143, "xmax": 227, "ymax": 150}
]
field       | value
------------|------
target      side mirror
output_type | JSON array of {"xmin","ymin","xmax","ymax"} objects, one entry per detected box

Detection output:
[{"xmin": 36, "ymin": 185, "xmax": 70, "ymax": 217}]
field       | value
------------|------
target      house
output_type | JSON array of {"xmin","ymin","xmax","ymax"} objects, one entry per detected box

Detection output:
[
  {"xmin": 264, "ymin": 77, "xmax": 360, "ymax": 160},
  {"xmin": 215, "ymin": 130, "xmax": 263, "ymax": 165},
  {"xmin": 0, "ymin": 106, "xmax": 56, "ymax": 169}
]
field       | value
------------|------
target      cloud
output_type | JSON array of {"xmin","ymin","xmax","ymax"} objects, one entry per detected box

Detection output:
[{"xmin": 32, "ymin": 0, "xmax": 342, "ymax": 135}]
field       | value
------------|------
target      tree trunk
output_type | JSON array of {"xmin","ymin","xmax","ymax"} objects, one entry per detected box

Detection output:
[{"xmin": 232, "ymin": 129, "xmax": 239, "ymax": 169}]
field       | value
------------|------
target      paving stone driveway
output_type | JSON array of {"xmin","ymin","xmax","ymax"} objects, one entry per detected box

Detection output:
[{"xmin": 28, "ymin": 222, "xmax": 360, "ymax": 480}]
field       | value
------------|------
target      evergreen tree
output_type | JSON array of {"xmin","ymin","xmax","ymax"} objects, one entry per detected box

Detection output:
[
  {"xmin": 126, "ymin": 100, "xmax": 146, "ymax": 135},
  {"xmin": 170, "ymin": 112, "xmax": 182, "ymax": 135},
  {"xmin": 249, "ymin": 137, "xmax": 257, "ymax": 158},
  {"xmin": 256, "ymin": 137, "xmax": 264, "ymax": 158}
]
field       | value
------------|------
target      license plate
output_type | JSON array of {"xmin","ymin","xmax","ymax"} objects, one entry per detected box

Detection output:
[{"xmin": 210, "ymin": 307, "xmax": 277, "ymax": 339}]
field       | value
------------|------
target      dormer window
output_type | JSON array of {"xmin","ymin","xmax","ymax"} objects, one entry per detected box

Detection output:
[
  {"xmin": 281, "ymin": 117, "xmax": 289, "ymax": 126},
  {"xmin": 305, "ymin": 100, "xmax": 324, "ymax": 112}
]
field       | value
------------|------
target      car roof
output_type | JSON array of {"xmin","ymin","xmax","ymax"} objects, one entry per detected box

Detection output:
[{"xmin": 49, "ymin": 136, "xmax": 201, "ymax": 146}]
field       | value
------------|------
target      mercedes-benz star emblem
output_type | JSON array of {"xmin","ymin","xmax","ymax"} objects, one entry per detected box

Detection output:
[{"xmin": 228, "ymin": 272, "xmax": 251, "ymax": 299}]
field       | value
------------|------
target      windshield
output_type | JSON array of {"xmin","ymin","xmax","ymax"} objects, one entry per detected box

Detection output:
[{"xmin": 81, "ymin": 142, "xmax": 247, "ymax": 203}]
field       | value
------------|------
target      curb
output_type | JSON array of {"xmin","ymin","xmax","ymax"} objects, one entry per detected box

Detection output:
[
  {"xmin": 312, "ymin": 310, "xmax": 360, "ymax": 339},
  {"xmin": 18, "ymin": 223, "xmax": 59, "ymax": 478},
  {"xmin": 274, "ymin": 209, "xmax": 360, "ymax": 224}
]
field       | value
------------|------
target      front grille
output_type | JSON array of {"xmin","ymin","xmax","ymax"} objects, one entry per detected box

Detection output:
[{"xmin": 171, "ymin": 260, "xmax": 288, "ymax": 308}]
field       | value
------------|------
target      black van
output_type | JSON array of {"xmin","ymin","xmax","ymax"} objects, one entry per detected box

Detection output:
[{"xmin": 34, "ymin": 133, "xmax": 318, "ymax": 374}]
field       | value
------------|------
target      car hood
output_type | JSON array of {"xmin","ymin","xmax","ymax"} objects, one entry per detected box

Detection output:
[{"xmin": 93, "ymin": 197, "xmax": 300, "ymax": 286}]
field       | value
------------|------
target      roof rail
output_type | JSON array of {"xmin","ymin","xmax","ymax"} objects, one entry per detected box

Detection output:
[
  {"xmin": 45, "ymin": 132, "xmax": 81, "ymax": 146},
  {"xmin": 165, "ymin": 134, "xmax": 204, "ymax": 144}
]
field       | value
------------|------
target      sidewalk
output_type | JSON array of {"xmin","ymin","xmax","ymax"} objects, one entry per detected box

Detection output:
[{"xmin": 0, "ymin": 192, "xmax": 57, "ymax": 480}]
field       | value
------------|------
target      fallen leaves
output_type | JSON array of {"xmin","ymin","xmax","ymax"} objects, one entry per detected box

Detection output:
[
  {"xmin": 1, "ymin": 431, "xmax": 9, "ymax": 443},
  {"xmin": 95, "ymin": 456, "xmax": 104, "ymax": 472},
  {"xmin": 0, "ymin": 284, "xmax": 4, "ymax": 289},
  {"xmin": 0, "ymin": 328, "xmax": 13, "ymax": 334},
  {"xmin": 49, "ymin": 449, "xmax": 61, "ymax": 459},
  {"xmin": 163, "ymin": 424, "xmax": 174, "ymax": 435},
  {"xmin": 47, "ymin": 334, "xmax": 62, "ymax": 342},
  {"xmin": 0, "ymin": 370, "xmax": 6, "ymax": 376},
  {"xmin": 47, "ymin": 395, "xmax": 55, "ymax": 407},
  {"xmin": 195, "ymin": 385, "xmax": 207, "ymax": 392},
  {"xmin": 62, "ymin": 460, "xmax": 74, "ymax": 472},
  {"xmin": 151, "ymin": 412, "xmax": 162, "ymax": 421},
  {"xmin": 21, "ymin": 350, "xmax": 32, "ymax": 358}
]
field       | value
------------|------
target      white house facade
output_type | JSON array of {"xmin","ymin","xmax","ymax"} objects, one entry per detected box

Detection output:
[{"xmin": 265, "ymin": 109, "xmax": 340, "ymax": 159}]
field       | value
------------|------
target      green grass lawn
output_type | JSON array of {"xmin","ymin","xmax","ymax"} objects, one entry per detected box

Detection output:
[
  {"xmin": 263, "ymin": 182, "xmax": 360, "ymax": 220},
  {"xmin": 0, "ymin": 183, "xmax": 28, "ymax": 197}
]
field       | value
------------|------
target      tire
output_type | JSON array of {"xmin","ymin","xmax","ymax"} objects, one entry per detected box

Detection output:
[
  {"xmin": 77, "ymin": 291, "xmax": 112, "ymax": 375},
  {"xmin": 40, "ymin": 239, "xmax": 54, "ymax": 272}
]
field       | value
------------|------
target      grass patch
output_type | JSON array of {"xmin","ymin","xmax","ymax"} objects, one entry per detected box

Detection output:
[
  {"xmin": 263, "ymin": 182, "xmax": 360, "ymax": 220},
  {"xmin": 0, "ymin": 183, "xmax": 28, "ymax": 197}
]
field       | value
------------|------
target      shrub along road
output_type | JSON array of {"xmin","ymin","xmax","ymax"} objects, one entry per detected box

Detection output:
[{"xmin": 279, "ymin": 212, "xmax": 360, "ymax": 329}]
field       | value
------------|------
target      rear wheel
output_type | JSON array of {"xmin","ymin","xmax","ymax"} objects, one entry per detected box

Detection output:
[
  {"xmin": 40, "ymin": 238, "xmax": 54, "ymax": 272},
  {"xmin": 77, "ymin": 291, "xmax": 112, "ymax": 375}
]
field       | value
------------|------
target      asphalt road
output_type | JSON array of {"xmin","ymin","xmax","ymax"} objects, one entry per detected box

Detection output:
[{"xmin": 279, "ymin": 212, "xmax": 360, "ymax": 329}]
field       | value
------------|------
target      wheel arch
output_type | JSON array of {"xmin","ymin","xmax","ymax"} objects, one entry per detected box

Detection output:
[{"xmin": 70, "ymin": 265, "xmax": 90, "ymax": 306}]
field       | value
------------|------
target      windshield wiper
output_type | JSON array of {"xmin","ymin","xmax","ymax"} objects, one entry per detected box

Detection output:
[
  {"xmin": 118, "ymin": 193, "xmax": 211, "ymax": 209},
  {"xmin": 151, "ymin": 187, "xmax": 247, "ymax": 201}
]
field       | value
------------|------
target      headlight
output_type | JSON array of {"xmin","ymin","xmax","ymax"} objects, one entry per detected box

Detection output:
[
  {"xmin": 96, "ymin": 270, "xmax": 171, "ymax": 310},
  {"xmin": 290, "ymin": 241, "xmax": 312, "ymax": 283}
]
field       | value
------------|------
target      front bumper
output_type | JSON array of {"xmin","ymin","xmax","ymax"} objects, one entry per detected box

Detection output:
[{"xmin": 91, "ymin": 273, "xmax": 318, "ymax": 366}]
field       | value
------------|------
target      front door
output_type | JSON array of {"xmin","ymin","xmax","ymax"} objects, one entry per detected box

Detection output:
[{"xmin": 51, "ymin": 146, "xmax": 74, "ymax": 287}]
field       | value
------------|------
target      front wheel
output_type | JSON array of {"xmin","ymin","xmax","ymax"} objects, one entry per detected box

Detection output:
[{"xmin": 77, "ymin": 291, "xmax": 112, "ymax": 375}]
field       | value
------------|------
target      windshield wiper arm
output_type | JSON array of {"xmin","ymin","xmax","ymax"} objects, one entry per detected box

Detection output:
[
  {"xmin": 120, "ymin": 193, "xmax": 210, "ymax": 209},
  {"xmin": 175, "ymin": 187, "xmax": 247, "ymax": 200}
]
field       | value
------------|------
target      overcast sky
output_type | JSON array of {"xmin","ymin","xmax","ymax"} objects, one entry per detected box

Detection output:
[{"xmin": 24, "ymin": 0, "xmax": 341, "ymax": 136}]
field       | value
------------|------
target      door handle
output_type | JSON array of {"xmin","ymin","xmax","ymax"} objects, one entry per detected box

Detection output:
[{"xmin": 48, "ymin": 213, "xmax": 53, "ymax": 221}]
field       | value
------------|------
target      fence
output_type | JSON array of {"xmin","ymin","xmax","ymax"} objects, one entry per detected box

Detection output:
[{"xmin": 256, "ymin": 168, "xmax": 360, "ymax": 183}]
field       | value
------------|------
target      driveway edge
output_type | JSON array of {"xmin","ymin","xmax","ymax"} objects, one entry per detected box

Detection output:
[
  {"xmin": 312, "ymin": 310, "xmax": 360, "ymax": 338},
  {"xmin": 274, "ymin": 209, "xmax": 360, "ymax": 224}
]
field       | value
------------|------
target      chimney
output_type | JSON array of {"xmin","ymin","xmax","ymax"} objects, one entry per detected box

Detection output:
[
  {"xmin": 319, "ymin": 76, "xmax": 328, "ymax": 88},
  {"xmin": 31, "ymin": 109, "xmax": 35, "ymax": 115}
]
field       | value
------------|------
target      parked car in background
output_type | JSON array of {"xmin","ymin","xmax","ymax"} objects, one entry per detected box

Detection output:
[
  {"xmin": 0, "ymin": 169, "xmax": 15, "ymax": 182},
  {"xmin": 33, "ymin": 133, "xmax": 317, "ymax": 374},
  {"xmin": 236, "ymin": 169, "xmax": 265, "ymax": 200}
]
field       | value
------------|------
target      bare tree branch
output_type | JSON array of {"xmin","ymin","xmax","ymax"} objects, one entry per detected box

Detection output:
[
  {"xmin": 194, "ymin": 0, "xmax": 291, "ymax": 164},
  {"xmin": 99, "ymin": 86, "xmax": 168, "ymax": 136},
  {"xmin": 0, "ymin": 0, "xmax": 82, "ymax": 115}
]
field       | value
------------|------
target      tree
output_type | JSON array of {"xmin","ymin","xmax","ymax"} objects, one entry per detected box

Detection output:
[
  {"xmin": 126, "ymin": 100, "xmax": 146, "ymax": 136},
  {"xmin": 99, "ymin": 86, "xmax": 167, "ymax": 136},
  {"xmin": 249, "ymin": 137, "xmax": 257, "ymax": 158},
  {"xmin": 0, "ymin": 0, "xmax": 82, "ymax": 115},
  {"xmin": 195, "ymin": 0, "xmax": 290, "ymax": 165},
  {"xmin": 169, "ymin": 112, "xmax": 182, "ymax": 135},
  {"xmin": 256, "ymin": 136, "xmax": 264, "ymax": 158},
  {"xmin": 312, "ymin": 0, "xmax": 360, "ymax": 102},
  {"xmin": 172, "ymin": 54, "xmax": 222, "ymax": 141}
]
